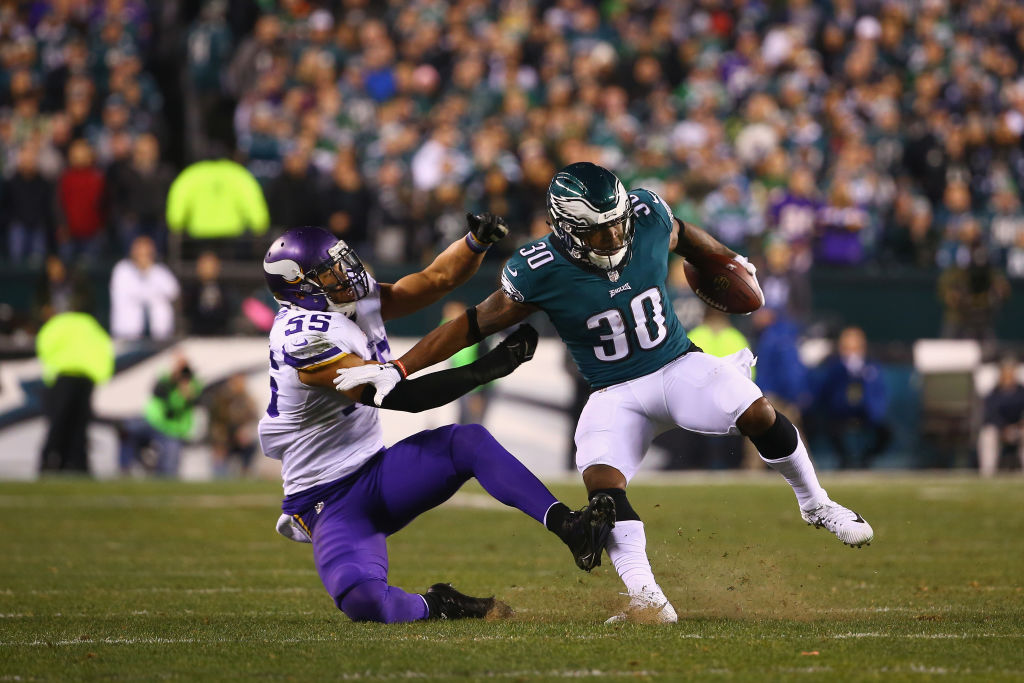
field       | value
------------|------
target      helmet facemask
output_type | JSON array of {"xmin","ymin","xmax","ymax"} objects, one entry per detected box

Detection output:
[
  {"xmin": 560, "ymin": 211, "xmax": 635, "ymax": 273},
  {"xmin": 547, "ymin": 166, "xmax": 635, "ymax": 280},
  {"xmin": 306, "ymin": 241, "xmax": 370, "ymax": 314}
]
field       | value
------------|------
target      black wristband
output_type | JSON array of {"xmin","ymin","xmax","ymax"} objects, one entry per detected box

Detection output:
[{"xmin": 465, "ymin": 306, "xmax": 484, "ymax": 343}]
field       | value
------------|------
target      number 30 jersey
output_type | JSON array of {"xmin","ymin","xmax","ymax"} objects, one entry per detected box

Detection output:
[
  {"xmin": 501, "ymin": 188, "xmax": 691, "ymax": 389},
  {"xmin": 258, "ymin": 276, "xmax": 391, "ymax": 495}
]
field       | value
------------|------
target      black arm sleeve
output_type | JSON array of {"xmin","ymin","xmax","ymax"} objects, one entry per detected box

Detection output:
[{"xmin": 359, "ymin": 345, "xmax": 519, "ymax": 413}]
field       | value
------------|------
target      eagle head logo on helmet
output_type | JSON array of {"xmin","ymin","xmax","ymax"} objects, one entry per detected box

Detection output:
[{"xmin": 546, "ymin": 161, "xmax": 635, "ymax": 280}]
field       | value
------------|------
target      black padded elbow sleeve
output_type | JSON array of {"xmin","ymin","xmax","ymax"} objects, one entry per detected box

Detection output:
[
  {"xmin": 370, "ymin": 366, "xmax": 481, "ymax": 413},
  {"xmin": 369, "ymin": 346, "xmax": 517, "ymax": 413}
]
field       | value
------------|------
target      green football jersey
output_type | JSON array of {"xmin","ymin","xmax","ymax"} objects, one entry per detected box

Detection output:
[{"xmin": 501, "ymin": 188, "xmax": 692, "ymax": 389}]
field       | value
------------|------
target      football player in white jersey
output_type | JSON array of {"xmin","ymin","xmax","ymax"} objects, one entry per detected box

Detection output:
[{"xmin": 259, "ymin": 216, "xmax": 615, "ymax": 623}]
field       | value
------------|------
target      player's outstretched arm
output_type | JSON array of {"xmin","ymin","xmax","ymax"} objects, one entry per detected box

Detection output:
[
  {"xmin": 379, "ymin": 212, "xmax": 509, "ymax": 321},
  {"xmin": 333, "ymin": 289, "xmax": 538, "ymax": 406},
  {"xmin": 398, "ymin": 289, "xmax": 537, "ymax": 376},
  {"xmin": 300, "ymin": 325, "xmax": 538, "ymax": 411}
]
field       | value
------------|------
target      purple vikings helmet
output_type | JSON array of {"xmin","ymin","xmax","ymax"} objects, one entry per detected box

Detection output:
[{"xmin": 263, "ymin": 226, "xmax": 369, "ymax": 311}]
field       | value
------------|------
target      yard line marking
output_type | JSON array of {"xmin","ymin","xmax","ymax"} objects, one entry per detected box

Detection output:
[
  {"xmin": 334, "ymin": 671, "xmax": 662, "ymax": 680},
  {"xmin": 2, "ymin": 636, "xmax": 339, "ymax": 647},
  {"xmin": 673, "ymin": 606, "xmax": 1008, "ymax": 617},
  {"xmin": 0, "ymin": 610, "xmax": 321, "ymax": 619},
  {"xmin": 4, "ymin": 632, "xmax": 1019, "ymax": 647},
  {"xmin": 445, "ymin": 492, "xmax": 513, "ymax": 511},
  {"xmin": 806, "ymin": 606, "xmax": 995, "ymax": 614},
  {"xmin": 0, "ymin": 492, "xmax": 503, "ymax": 511},
  {"xmin": 0, "ymin": 634, "xmax": 622, "ymax": 647},
  {"xmin": 1, "ymin": 587, "xmax": 318, "ymax": 596},
  {"xmin": 828, "ymin": 632, "xmax": 1021, "ymax": 639},
  {"xmin": 30, "ymin": 583, "xmax": 990, "ymax": 600},
  {"xmin": 0, "ymin": 494, "xmax": 281, "ymax": 509}
]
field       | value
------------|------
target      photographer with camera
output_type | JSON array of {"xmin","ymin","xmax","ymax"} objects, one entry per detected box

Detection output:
[{"xmin": 118, "ymin": 355, "xmax": 203, "ymax": 477}]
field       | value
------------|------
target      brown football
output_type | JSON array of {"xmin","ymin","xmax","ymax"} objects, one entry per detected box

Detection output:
[{"xmin": 683, "ymin": 253, "xmax": 764, "ymax": 314}]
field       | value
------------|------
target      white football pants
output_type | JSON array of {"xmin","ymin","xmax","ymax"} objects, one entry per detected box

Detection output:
[{"xmin": 575, "ymin": 349, "xmax": 762, "ymax": 481}]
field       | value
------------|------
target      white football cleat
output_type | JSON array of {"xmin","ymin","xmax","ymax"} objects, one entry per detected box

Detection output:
[
  {"xmin": 800, "ymin": 498, "xmax": 874, "ymax": 547},
  {"xmin": 604, "ymin": 587, "xmax": 678, "ymax": 624}
]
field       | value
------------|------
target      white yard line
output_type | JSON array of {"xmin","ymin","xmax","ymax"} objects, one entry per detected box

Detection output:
[
  {"xmin": 1, "ymin": 586, "xmax": 317, "ymax": 596},
  {"xmin": 0, "ymin": 491, "xmax": 505, "ymax": 511},
  {"xmin": 2, "ymin": 632, "xmax": 1019, "ymax": 647},
  {"xmin": 333, "ymin": 672, "xmax": 663, "ymax": 680},
  {"xmin": 0, "ymin": 612, "xmax": 302, "ymax": 619},
  {"xmin": 2, "ymin": 605, "xmax": 1009, "ymax": 619},
  {"xmin": 827, "ymin": 632, "xmax": 1022, "ymax": 639},
  {"xmin": 0, "ymin": 633, "xmax": 621, "ymax": 647},
  {"xmin": 0, "ymin": 494, "xmax": 281, "ymax": 509}
]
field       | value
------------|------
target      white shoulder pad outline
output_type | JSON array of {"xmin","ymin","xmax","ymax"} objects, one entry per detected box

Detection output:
[{"xmin": 646, "ymin": 189, "xmax": 675, "ymax": 228}]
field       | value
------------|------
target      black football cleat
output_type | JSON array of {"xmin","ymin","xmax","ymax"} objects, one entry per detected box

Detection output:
[
  {"xmin": 561, "ymin": 493, "xmax": 616, "ymax": 572},
  {"xmin": 424, "ymin": 583, "xmax": 510, "ymax": 620}
]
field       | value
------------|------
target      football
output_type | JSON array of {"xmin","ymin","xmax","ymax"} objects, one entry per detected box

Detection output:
[{"xmin": 683, "ymin": 253, "xmax": 764, "ymax": 314}]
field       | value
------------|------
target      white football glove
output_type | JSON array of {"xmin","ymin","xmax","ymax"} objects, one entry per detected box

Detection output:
[
  {"xmin": 733, "ymin": 254, "xmax": 757, "ymax": 277},
  {"xmin": 333, "ymin": 362, "xmax": 402, "ymax": 406},
  {"xmin": 276, "ymin": 513, "xmax": 312, "ymax": 543},
  {"xmin": 732, "ymin": 254, "xmax": 765, "ymax": 309}
]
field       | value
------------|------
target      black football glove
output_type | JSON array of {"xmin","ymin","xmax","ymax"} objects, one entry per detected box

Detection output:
[
  {"xmin": 453, "ymin": 324, "xmax": 539, "ymax": 385},
  {"xmin": 495, "ymin": 324, "xmax": 538, "ymax": 367},
  {"xmin": 466, "ymin": 212, "xmax": 510, "ymax": 246}
]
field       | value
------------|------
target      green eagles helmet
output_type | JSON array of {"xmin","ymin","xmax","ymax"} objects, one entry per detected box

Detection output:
[{"xmin": 546, "ymin": 161, "xmax": 635, "ymax": 278}]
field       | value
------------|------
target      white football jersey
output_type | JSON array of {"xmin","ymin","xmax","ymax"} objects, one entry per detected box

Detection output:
[{"xmin": 258, "ymin": 277, "xmax": 392, "ymax": 495}]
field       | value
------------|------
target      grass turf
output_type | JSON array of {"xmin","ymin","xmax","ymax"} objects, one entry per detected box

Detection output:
[{"xmin": 0, "ymin": 475, "xmax": 1021, "ymax": 681}]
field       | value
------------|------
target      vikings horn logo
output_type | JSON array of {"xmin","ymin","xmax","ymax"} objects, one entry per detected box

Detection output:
[{"xmin": 264, "ymin": 258, "xmax": 304, "ymax": 284}]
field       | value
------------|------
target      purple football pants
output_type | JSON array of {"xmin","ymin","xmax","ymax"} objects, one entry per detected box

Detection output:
[{"xmin": 293, "ymin": 424, "xmax": 558, "ymax": 623}]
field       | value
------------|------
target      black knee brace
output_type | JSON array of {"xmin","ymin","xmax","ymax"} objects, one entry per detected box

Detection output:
[
  {"xmin": 590, "ymin": 488, "xmax": 640, "ymax": 522},
  {"xmin": 749, "ymin": 411, "xmax": 798, "ymax": 460}
]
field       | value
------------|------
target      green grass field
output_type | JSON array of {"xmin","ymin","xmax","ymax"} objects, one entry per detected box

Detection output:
[{"xmin": 1, "ymin": 475, "xmax": 1021, "ymax": 681}]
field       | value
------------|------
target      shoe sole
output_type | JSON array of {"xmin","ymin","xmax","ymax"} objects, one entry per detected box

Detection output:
[
  {"xmin": 804, "ymin": 518, "xmax": 874, "ymax": 548},
  {"xmin": 604, "ymin": 603, "xmax": 678, "ymax": 625},
  {"xmin": 577, "ymin": 493, "xmax": 616, "ymax": 572}
]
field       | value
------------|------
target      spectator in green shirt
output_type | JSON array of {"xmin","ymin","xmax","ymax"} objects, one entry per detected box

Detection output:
[
  {"xmin": 119, "ymin": 355, "xmax": 203, "ymax": 477},
  {"xmin": 688, "ymin": 309, "xmax": 752, "ymax": 361}
]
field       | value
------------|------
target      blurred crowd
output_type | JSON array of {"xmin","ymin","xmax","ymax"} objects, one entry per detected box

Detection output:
[
  {"xmin": 1, "ymin": 0, "xmax": 173, "ymax": 265},
  {"xmin": 213, "ymin": 0, "xmax": 1024, "ymax": 277},
  {"xmin": 3, "ymin": 0, "xmax": 1024, "ymax": 341},
  {"xmin": 12, "ymin": 0, "xmax": 1024, "ymax": 477}
]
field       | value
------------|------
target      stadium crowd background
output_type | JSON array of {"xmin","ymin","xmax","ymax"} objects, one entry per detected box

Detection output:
[{"xmin": 4, "ymin": 0, "xmax": 1024, "ymax": 474}]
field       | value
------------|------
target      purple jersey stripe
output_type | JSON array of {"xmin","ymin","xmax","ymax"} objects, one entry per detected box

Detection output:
[{"xmin": 283, "ymin": 346, "xmax": 344, "ymax": 369}]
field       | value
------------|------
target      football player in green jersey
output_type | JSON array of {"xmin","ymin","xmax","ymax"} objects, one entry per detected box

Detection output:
[{"xmin": 336, "ymin": 162, "xmax": 874, "ymax": 623}]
